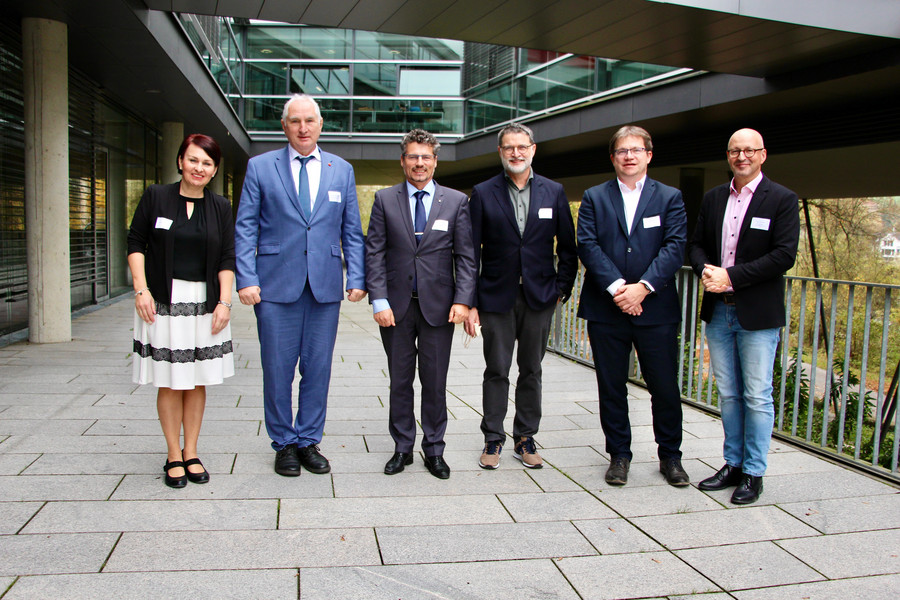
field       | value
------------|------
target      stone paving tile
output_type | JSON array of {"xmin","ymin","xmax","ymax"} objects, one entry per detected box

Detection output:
[
  {"xmin": 92, "ymin": 393, "xmax": 242, "ymax": 407},
  {"xmin": 333, "ymin": 469, "xmax": 543, "ymax": 498},
  {"xmin": 1, "ymin": 434, "xmax": 267, "ymax": 454},
  {"xmin": 0, "ymin": 420, "xmax": 95, "ymax": 436},
  {"xmin": 110, "ymin": 473, "xmax": 334, "ymax": 500},
  {"xmin": 280, "ymin": 495, "xmax": 512, "ymax": 529},
  {"xmin": 0, "ymin": 502, "xmax": 43, "ymax": 534},
  {"xmin": 524, "ymin": 464, "xmax": 585, "ymax": 492},
  {"xmin": 104, "ymin": 529, "xmax": 379, "ymax": 572},
  {"xmin": 0, "ymin": 474, "xmax": 121, "ymax": 501},
  {"xmin": 554, "ymin": 552, "xmax": 721, "ymax": 599},
  {"xmin": 22, "ymin": 499, "xmax": 276, "ymax": 533},
  {"xmin": 3, "ymin": 570, "xmax": 299, "ymax": 600},
  {"xmin": 83, "ymin": 419, "xmax": 259, "ymax": 436},
  {"xmin": 573, "ymin": 517, "xmax": 666, "ymax": 554},
  {"xmin": 669, "ymin": 594, "xmax": 733, "ymax": 600},
  {"xmin": 596, "ymin": 483, "xmax": 725, "ymax": 518},
  {"xmin": 631, "ymin": 505, "xmax": 821, "ymax": 549},
  {"xmin": 498, "ymin": 490, "xmax": 617, "ymax": 522},
  {"xmin": 24, "ymin": 452, "xmax": 235, "ymax": 476},
  {"xmin": 699, "ymin": 470, "xmax": 897, "ymax": 507},
  {"xmin": 779, "ymin": 493, "xmax": 900, "ymax": 534},
  {"xmin": 0, "ymin": 533, "xmax": 119, "ymax": 576},
  {"xmin": 377, "ymin": 521, "xmax": 597, "ymax": 564},
  {"xmin": 541, "ymin": 446, "xmax": 606, "ymax": 469},
  {"xmin": 0, "ymin": 452, "xmax": 38, "ymax": 474},
  {"xmin": 299, "ymin": 560, "xmax": 581, "ymax": 600},
  {"xmin": 732, "ymin": 573, "xmax": 900, "ymax": 600},
  {"xmin": 776, "ymin": 529, "xmax": 900, "ymax": 578},
  {"xmin": 676, "ymin": 540, "xmax": 826, "ymax": 590}
]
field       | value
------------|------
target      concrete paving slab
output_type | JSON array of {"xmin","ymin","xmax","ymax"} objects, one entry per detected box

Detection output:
[
  {"xmin": 299, "ymin": 560, "xmax": 581, "ymax": 600},
  {"xmin": 779, "ymin": 493, "xmax": 900, "ymax": 534},
  {"xmin": 376, "ymin": 521, "xmax": 597, "ymax": 564},
  {"xmin": 0, "ymin": 420, "xmax": 95, "ymax": 436},
  {"xmin": 0, "ymin": 474, "xmax": 121, "ymax": 501},
  {"xmin": 21, "ymin": 499, "xmax": 276, "ymax": 533},
  {"xmin": 732, "ymin": 573, "xmax": 900, "ymax": 600},
  {"xmin": 0, "ymin": 532, "xmax": 118, "ymax": 576},
  {"xmin": 110, "ymin": 473, "xmax": 334, "ymax": 500},
  {"xmin": 0, "ymin": 452, "xmax": 38, "ymax": 474},
  {"xmin": 3, "ymin": 570, "xmax": 299, "ymax": 600},
  {"xmin": 632, "ymin": 505, "xmax": 821, "ymax": 549},
  {"xmin": 498, "ymin": 490, "xmax": 617, "ymax": 522},
  {"xmin": 23, "ymin": 452, "xmax": 235, "ymax": 475},
  {"xmin": 0, "ymin": 502, "xmax": 43, "ymax": 534},
  {"xmin": 83, "ymin": 419, "xmax": 259, "ymax": 437},
  {"xmin": 333, "ymin": 469, "xmax": 543, "ymax": 498},
  {"xmin": 700, "ymin": 470, "xmax": 897, "ymax": 507},
  {"xmin": 104, "ymin": 529, "xmax": 380, "ymax": 571},
  {"xmin": 524, "ymin": 464, "xmax": 586, "ymax": 491},
  {"xmin": 541, "ymin": 446, "xmax": 606, "ymax": 469},
  {"xmin": 554, "ymin": 552, "xmax": 720, "ymax": 599},
  {"xmin": 776, "ymin": 529, "xmax": 900, "ymax": 578},
  {"xmin": 676, "ymin": 540, "xmax": 825, "ymax": 590},
  {"xmin": 597, "ymin": 483, "xmax": 724, "ymax": 518},
  {"xmin": 573, "ymin": 517, "xmax": 666, "ymax": 554}
]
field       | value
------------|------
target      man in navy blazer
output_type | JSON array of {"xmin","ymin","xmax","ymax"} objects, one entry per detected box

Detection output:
[
  {"xmin": 235, "ymin": 94, "xmax": 366, "ymax": 477},
  {"xmin": 464, "ymin": 123, "xmax": 577, "ymax": 470},
  {"xmin": 577, "ymin": 125, "xmax": 689, "ymax": 487},
  {"xmin": 365, "ymin": 129, "xmax": 476, "ymax": 479},
  {"xmin": 688, "ymin": 128, "xmax": 799, "ymax": 504}
]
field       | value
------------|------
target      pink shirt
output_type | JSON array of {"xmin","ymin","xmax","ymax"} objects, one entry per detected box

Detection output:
[{"xmin": 721, "ymin": 172, "xmax": 763, "ymax": 290}]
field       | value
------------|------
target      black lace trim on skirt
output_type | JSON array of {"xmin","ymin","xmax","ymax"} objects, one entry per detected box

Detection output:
[
  {"xmin": 133, "ymin": 339, "xmax": 234, "ymax": 363},
  {"xmin": 155, "ymin": 301, "xmax": 209, "ymax": 317}
]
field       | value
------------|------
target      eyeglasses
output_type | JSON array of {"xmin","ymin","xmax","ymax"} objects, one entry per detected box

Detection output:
[
  {"xmin": 727, "ymin": 148, "xmax": 764, "ymax": 158},
  {"xmin": 613, "ymin": 147, "xmax": 647, "ymax": 157},
  {"xmin": 403, "ymin": 153, "xmax": 435, "ymax": 162},
  {"xmin": 500, "ymin": 144, "xmax": 534, "ymax": 155}
]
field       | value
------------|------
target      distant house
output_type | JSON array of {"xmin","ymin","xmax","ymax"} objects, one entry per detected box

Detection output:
[{"xmin": 880, "ymin": 232, "xmax": 900, "ymax": 259}]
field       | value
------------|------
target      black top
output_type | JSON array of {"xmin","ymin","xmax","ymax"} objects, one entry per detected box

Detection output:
[
  {"xmin": 172, "ymin": 194, "xmax": 208, "ymax": 281},
  {"xmin": 127, "ymin": 182, "xmax": 235, "ymax": 310}
]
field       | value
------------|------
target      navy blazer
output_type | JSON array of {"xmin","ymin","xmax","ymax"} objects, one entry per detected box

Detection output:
[
  {"xmin": 365, "ymin": 181, "xmax": 477, "ymax": 327},
  {"xmin": 234, "ymin": 146, "xmax": 366, "ymax": 304},
  {"xmin": 577, "ymin": 177, "xmax": 687, "ymax": 326},
  {"xmin": 688, "ymin": 176, "xmax": 800, "ymax": 330},
  {"xmin": 470, "ymin": 172, "xmax": 577, "ymax": 312}
]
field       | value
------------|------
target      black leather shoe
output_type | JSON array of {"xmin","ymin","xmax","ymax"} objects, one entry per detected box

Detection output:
[
  {"xmin": 297, "ymin": 444, "xmax": 331, "ymax": 474},
  {"xmin": 274, "ymin": 444, "xmax": 301, "ymax": 477},
  {"xmin": 731, "ymin": 475, "xmax": 763, "ymax": 504},
  {"xmin": 659, "ymin": 457, "xmax": 690, "ymax": 487},
  {"xmin": 384, "ymin": 452, "xmax": 413, "ymax": 475},
  {"xmin": 605, "ymin": 455, "xmax": 630, "ymax": 485},
  {"xmin": 163, "ymin": 460, "xmax": 187, "ymax": 489},
  {"xmin": 425, "ymin": 455, "xmax": 451, "ymax": 479},
  {"xmin": 698, "ymin": 464, "xmax": 743, "ymax": 491},
  {"xmin": 183, "ymin": 456, "xmax": 210, "ymax": 484}
]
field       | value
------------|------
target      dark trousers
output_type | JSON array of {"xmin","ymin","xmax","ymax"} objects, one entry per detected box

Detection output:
[
  {"xmin": 480, "ymin": 288, "xmax": 555, "ymax": 442},
  {"xmin": 380, "ymin": 298, "xmax": 454, "ymax": 456},
  {"xmin": 587, "ymin": 320, "xmax": 683, "ymax": 461}
]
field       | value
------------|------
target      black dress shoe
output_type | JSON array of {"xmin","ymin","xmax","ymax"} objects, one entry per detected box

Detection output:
[
  {"xmin": 297, "ymin": 444, "xmax": 331, "ymax": 474},
  {"xmin": 605, "ymin": 455, "xmax": 630, "ymax": 486},
  {"xmin": 659, "ymin": 457, "xmax": 690, "ymax": 487},
  {"xmin": 731, "ymin": 474, "xmax": 763, "ymax": 504},
  {"xmin": 698, "ymin": 464, "xmax": 743, "ymax": 491},
  {"xmin": 183, "ymin": 456, "xmax": 210, "ymax": 484},
  {"xmin": 425, "ymin": 455, "xmax": 451, "ymax": 479},
  {"xmin": 384, "ymin": 452, "xmax": 413, "ymax": 475},
  {"xmin": 274, "ymin": 444, "xmax": 301, "ymax": 477},
  {"xmin": 163, "ymin": 460, "xmax": 187, "ymax": 489}
]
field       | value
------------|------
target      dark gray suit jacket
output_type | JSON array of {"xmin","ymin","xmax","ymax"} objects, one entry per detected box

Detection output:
[{"xmin": 365, "ymin": 181, "xmax": 477, "ymax": 327}]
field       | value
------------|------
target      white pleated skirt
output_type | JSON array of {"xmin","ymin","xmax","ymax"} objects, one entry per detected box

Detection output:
[{"xmin": 132, "ymin": 279, "xmax": 234, "ymax": 390}]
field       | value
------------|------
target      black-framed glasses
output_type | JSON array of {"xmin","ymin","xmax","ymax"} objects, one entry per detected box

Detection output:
[
  {"xmin": 727, "ymin": 148, "xmax": 764, "ymax": 158},
  {"xmin": 613, "ymin": 147, "xmax": 647, "ymax": 157},
  {"xmin": 403, "ymin": 153, "xmax": 435, "ymax": 162},
  {"xmin": 500, "ymin": 144, "xmax": 534, "ymax": 155}
]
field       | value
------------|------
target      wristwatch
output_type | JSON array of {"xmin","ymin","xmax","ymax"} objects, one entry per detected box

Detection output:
[
  {"xmin": 641, "ymin": 281, "xmax": 652, "ymax": 293},
  {"xmin": 218, "ymin": 300, "xmax": 232, "ymax": 309}
]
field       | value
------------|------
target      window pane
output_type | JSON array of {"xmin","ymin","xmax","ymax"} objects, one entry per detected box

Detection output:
[
  {"xmin": 398, "ymin": 69, "xmax": 461, "ymax": 96},
  {"xmin": 290, "ymin": 65, "xmax": 351, "ymax": 95}
]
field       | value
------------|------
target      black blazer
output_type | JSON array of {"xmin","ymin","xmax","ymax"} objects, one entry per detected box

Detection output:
[
  {"xmin": 127, "ymin": 182, "xmax": 236, "ymax": 311},
  {"xmin": 470, "ymin": 172, "xmax": 577, "ymax": 312},
  {"xmin": 687, "ymin": 176, "xmax": 800, "ymax": 330}
]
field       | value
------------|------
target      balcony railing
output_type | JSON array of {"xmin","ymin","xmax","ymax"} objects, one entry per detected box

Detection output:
[{"xmin": 549, "ymin": 266, "xmax": 900, "ymax": 483}]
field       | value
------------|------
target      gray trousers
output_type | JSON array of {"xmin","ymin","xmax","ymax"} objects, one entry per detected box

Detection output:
[{"xmin": 479, "ymin": 287, "xmax": 555, "ymax": 443}]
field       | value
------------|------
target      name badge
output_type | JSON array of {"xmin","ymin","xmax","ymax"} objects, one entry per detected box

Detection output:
[
  {"xmin": 750, "ymin": 217, "xmax": 770, "ymax": 231},
  {"xmin": 328, "ymin": 191, "xmax": 342, "ymax": 203},
  {"xmin": 643, "ymin": 215, "xmax": 661, "ymax": 229},
  {"xmin": 432, "ymin": 219, "xmax": 449, "ymax": 232},
  {"xmin": 155, "ymin": 217, "xmax": 173, "ymax": 230},
  {"xmin": 538, "ymin": 207, "xmax": 553, "ymax": 219}
]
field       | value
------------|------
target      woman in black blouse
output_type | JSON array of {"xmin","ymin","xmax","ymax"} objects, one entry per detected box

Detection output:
[{"xmin": 127, "ymin": 134, "xmax": 235, "ymax": 488}]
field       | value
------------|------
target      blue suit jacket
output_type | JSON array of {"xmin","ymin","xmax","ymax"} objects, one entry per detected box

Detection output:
[
  {"xmin": 576, "ymin": 177, "xmax": 687, "ymax": 326},
  {"xmin": 470, "ymin": 172, "xmax": 577, "ymax": 312},
  {"xmin": 234, "ymin": 146, "xmax": 365, "ymax": 304}
]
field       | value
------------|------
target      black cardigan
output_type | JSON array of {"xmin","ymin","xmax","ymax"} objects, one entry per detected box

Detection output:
[{"xmin": 127, "ymin": 182, "xmax": 236, "ymax": 311}]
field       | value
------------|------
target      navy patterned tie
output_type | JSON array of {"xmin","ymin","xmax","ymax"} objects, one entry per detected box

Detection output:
[
  {"xmin": 414, "ymin": 190, "xmax": 427, "ymax": 245},
  {"xmin": 297, "ymin": 155, "xmax": 312, "ymax": 217}
]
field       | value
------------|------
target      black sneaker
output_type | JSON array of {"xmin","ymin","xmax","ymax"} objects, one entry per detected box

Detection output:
[
  {"xmin": 297, "ymin": 444, "xmax": 331, "ymax": 474},
  {"xmin": 274, "ymin": 444, "xmax": 301, "ymax": 477}
]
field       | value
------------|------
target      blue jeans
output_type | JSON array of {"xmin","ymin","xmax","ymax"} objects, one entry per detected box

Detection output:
[{"xmin": 705, "ymin": 302, "xmax": 781, "ymax": 477}]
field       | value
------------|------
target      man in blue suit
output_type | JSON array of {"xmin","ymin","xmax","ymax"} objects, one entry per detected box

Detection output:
[
  {"xmin": 465, "ymin": 123, "xmax": 577, "ymax": 470},
  {"xmin": 235, "ymin": 94, "xmax": 366, "ymax": 477},
  {"xmin": 577, "ymin": 125, "xmax": 689, "ymax": 487}
]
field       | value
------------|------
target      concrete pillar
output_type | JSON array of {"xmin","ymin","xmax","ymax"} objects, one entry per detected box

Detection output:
[
  {"xmin": 23, "ymin": 18, "xmax": 71, "ymax": 343},
  {"xmin": 210, "ymin": 163, "xmax": 224, "ymax": 196},
  {"xmin": 161, "ymin": 121, "xmax": 183, "ymax": 184}
]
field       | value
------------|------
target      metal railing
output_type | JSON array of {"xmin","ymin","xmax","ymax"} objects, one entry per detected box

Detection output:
[{"xmin": 549, "ymin": 266, "xmax": 900, "ymax": 483}]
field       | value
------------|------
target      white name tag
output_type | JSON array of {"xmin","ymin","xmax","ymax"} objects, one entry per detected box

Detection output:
[
  {"xmin": 538, "ymin": 207, "xmax": 553, "ymax": 219},
  {"xmin": 432, "ymin": 219, "xmax": 449, "ymax": 232},
  {"xmin": 155, "ymin": 217, "xmax": 173, "ymax": 230},
  {"xmin": 328, "ymin": 191, "xmax": 342, "ymax": 203},
  {"xmin": 750, "ymin": 217, "xmax": 770, "ymax": 231},
  {"xmin": 643, "ymin": 215, "xmax": 661, "ymax": 229}
]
